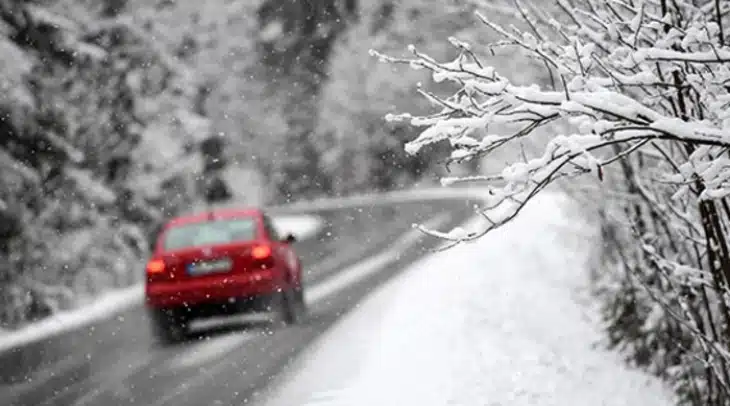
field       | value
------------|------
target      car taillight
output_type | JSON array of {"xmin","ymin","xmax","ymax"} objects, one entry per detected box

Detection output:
[
  {"xmin": 146, "ymin": 259, "xmax": 166, "ymax": 275},
  {"xmin": 251, "ymin": 245, "xmax": 272, "ymax": 260}
]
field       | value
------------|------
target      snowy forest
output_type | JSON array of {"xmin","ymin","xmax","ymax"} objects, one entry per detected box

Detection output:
[
  {"xmin": 3, "ymin": 0, "xmax": 730, "ymax": 404},
  {"xmin": 0, "ymin": 0, "xmax": 470, "ymax": 327}
]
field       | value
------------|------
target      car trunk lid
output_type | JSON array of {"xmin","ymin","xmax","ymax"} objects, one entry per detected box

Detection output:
[{"xmin": 161, "ymin": 241, "xmax": 273, "ymax": 281}]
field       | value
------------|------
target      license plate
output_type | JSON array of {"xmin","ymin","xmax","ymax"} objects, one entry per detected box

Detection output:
[{"xmin": 187, "ymin": 258, "xmax": 232, "ymax": 275}]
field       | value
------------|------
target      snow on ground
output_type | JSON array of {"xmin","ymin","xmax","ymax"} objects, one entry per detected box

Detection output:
[
  {"xmin": 271, "ymin": 214, "xmax": 324, "ymax": 240},
  {"xmin": 0, "ymin": 285, "xmax": 144, "ymax": 354},
  {"xmin": 0, "ymin": 213, "xmax": 324, "ymax": 353},
  {"xmin": 260, "ymin": 191, "xmax": 678, "ymax": 406}
]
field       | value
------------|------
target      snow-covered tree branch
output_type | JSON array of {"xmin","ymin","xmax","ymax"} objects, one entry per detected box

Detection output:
[{"xmin": 373, "ymin": 0, "xmax": 730, "ymax": 238}]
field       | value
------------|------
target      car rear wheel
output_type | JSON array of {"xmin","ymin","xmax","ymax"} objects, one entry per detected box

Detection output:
[
  {"xmin": 280, "ymin": 287, "xmax": 307, "ymax": 325},
  {"xmin": 149, "ymin": 308, "xmax": 188, "ymax": 344}
]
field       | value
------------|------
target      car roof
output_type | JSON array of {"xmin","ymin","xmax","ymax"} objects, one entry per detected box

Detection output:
[{"xmin": 164, "ymin": 207, "xmax": 264, "ymax": 228}]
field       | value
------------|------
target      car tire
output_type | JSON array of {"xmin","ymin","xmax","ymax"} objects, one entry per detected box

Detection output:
[
  {"xmin": 149, "ymin": 308, "xmax": 188, "ymax": 344},
  {"xmin": 280, "ymin": 287, "xmax": 307, "ymax": 325}
]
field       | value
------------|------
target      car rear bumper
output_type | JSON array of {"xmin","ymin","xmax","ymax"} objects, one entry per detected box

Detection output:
[{"xmin": 145, "ymin": 268, "xmax": 285, "ymax": 308}]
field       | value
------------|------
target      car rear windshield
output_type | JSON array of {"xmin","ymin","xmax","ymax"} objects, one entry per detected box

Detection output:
[{"xmin": 162, "ymin": 217, "xmax": 258, "ymax": 251}]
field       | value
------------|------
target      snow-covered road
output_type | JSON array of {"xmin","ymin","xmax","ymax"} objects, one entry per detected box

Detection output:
[
  {"xmin": 259, "ymin": 192, "xmax": 677, "ymax": 406},
  {"xmin": 0, "ymin": 196, "xmax": 478, "ymax": 406}
]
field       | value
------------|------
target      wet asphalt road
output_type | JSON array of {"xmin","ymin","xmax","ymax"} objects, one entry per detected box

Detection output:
[{"xmin": 0, "ymin": 197, "xmax": 476, "ymax": 406}]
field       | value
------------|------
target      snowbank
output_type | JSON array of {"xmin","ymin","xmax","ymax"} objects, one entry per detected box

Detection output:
[
  {"xmin": 260, "ymin": 192, "xmax": 677, "ymax": 406},
  {"xmin": 0, "ymin": 285, "xmax": 144, "ymax": 354}
]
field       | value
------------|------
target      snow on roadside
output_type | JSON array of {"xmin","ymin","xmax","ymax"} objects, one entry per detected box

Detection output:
[
  {"xmin": 259, "ymin": 191, "xmax": 677, "ymax": 406},
  {"xmin": 271, "ymin": 214, "xmax": 324, "ymax": 240},
  {"xmin": 0, "ymin": 285, "xmax": 144, "ymax": 354},
  {"xmin": 0, "ymin": 213, "xmax": 325, "ymax": 353}
]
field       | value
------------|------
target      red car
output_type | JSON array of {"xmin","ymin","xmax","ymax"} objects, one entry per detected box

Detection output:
[{"xmin": 144, "ymin": 208, "xmax": 306, "ymax": 343}]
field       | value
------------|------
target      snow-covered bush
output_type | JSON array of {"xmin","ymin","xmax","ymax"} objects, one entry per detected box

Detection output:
[
  {"xmin": 375, "ymin": 0, "xmax": 730, "ymax": 404},
  {"xmin": 127, "ymin": 0, "xmax": 269, "ymax": 204},
  {"xmin": 0, "ymin": 0, "xmax": 206, "ymax": 327}
]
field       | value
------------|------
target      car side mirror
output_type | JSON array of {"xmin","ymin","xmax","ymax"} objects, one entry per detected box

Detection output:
[{"xmin": 283, "ymin": 233, "xmax": 297, "ymax": 244}]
